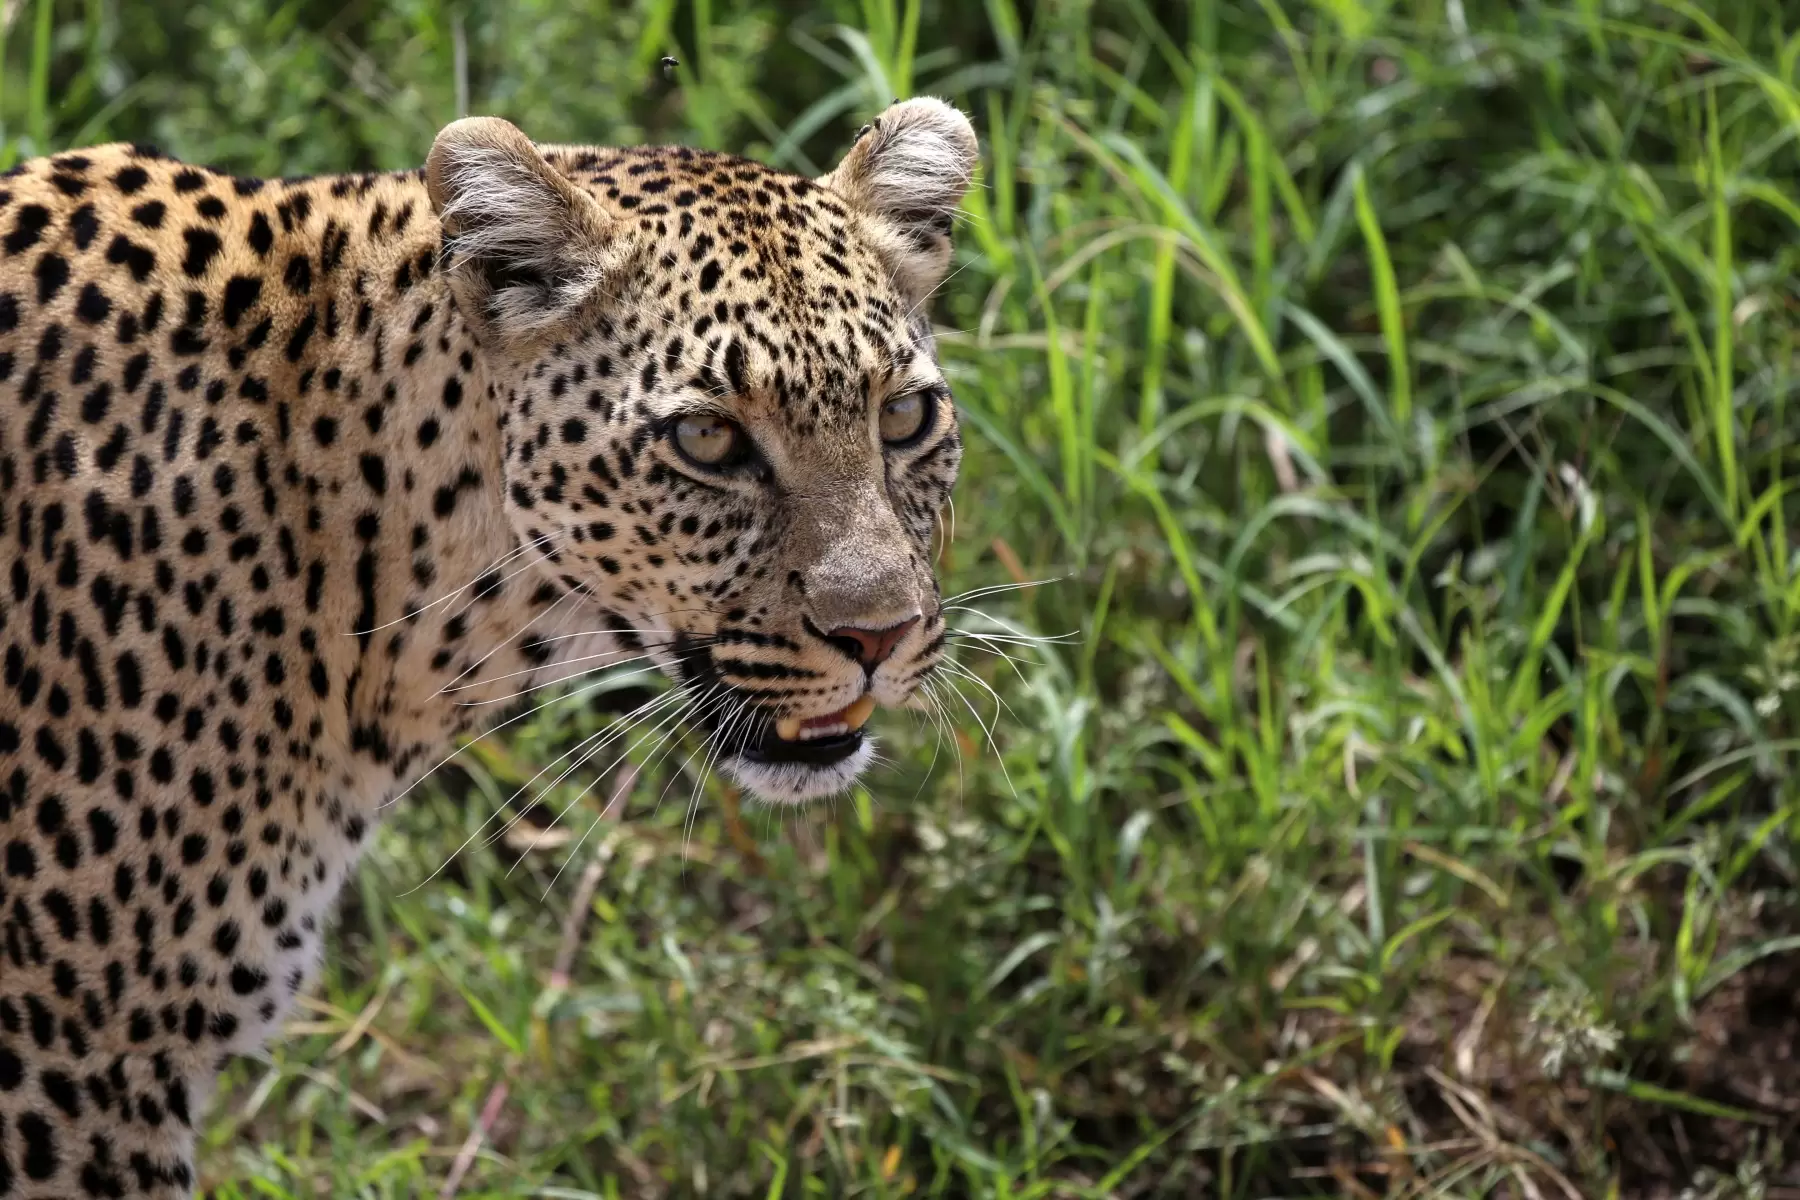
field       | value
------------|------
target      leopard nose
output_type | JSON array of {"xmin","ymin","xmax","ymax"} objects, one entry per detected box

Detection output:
[{"xmin": 823, "ymin": 615, "xmax": 920, "ymax": 669}]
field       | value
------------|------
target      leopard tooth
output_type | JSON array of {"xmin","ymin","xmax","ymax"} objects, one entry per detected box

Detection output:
[
  {"xmin": 775, "ymin": 716, "xmax": 803, "ymax": 742},
  {"xmin": 842, "ymin": 695, "xmax": 877, "ymax": 731}
]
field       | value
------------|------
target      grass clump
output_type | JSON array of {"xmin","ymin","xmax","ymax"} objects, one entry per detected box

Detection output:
[{"xmin": 13, "ymin": 0, "xmax": 1800, "ymax": 1195}]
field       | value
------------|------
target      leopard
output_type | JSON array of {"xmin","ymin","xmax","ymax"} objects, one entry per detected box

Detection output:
[{"xmin": 0, "ymin": 96, "xmax": 978, "ymax": 1197}]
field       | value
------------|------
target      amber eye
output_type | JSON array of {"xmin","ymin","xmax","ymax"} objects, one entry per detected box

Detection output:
[
  {"xmin": 673, "ymin": 414, "xmax": 745, "ymax": 468},
  {"xmin": 880, "ymin": 390, "xmax": 934, "ymax": 446}
]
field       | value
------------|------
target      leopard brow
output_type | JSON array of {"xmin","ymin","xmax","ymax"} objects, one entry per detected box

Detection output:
[
  {"xmin": 884, "ymin": 373, "xmax": 945, "ymax": 399},
  {"xmin": 669, "ymin": 400, "xmax": 751, "ymax": 425}
]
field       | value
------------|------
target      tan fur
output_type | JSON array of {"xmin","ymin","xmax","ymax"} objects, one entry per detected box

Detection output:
[{"xmin": 0, "ymin": 99, "xmax": 976, "ymax": 1196}]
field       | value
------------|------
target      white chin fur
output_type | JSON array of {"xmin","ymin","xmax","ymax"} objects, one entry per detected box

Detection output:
[{"xmin": 720, "ymin": 738, "xmax": 875, "ymax": 806}]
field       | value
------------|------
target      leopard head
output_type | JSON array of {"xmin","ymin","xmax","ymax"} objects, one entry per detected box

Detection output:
[{"xmin": 424, "ymin": 98, "xmax": 978, "ymax": 803}]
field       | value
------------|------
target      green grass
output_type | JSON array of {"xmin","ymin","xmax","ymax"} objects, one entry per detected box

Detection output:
[{"xmin": 15, "ymin": 0, "xmax": 1800, "ymax": 1195}]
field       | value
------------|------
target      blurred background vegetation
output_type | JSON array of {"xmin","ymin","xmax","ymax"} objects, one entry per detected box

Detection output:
[{"xmin": 10, "ymin": 0, "xmax": 1800, "ymax": 1195}]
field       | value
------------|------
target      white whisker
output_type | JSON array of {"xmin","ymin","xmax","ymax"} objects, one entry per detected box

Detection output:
[
  {"xmin": 941, "ymin": 576, "xmax": 1063, "ymax": 606},
  {"xmin": 534, "ymin": 685, "xmax": 730, "ymax": 897},
  {"xmin": 938, "ymin": 669, "xmax": 1016, "ymax": 801},
  {"xmin": 352, "ymin": 532, "xmax": 560, "ymax": 637},
  {"xmin": 944, "ymin": 613, "xmax": 1081, "ymax": 644},
  {"xmin": 671, "ymin": 703, "xmax": 738, "ymax": 860},
  {"xmin": 441, "ymin": 542, "xmax": 565, "ymax": 625},
  {"xmin": 681, "ymin": 690, "xmax": 757, "ymax": 857},
  {"xmin": 400, "ymin": 682, "xmax": 686, "ymax": 894},
  {"xmin": 951, "ymin": 638, "xmax": 1036, "ymax": 687},
  {"xmin": 443, "ymin": 645, "xmax": 670, "ymax": 699},
  {"xmin": 380, "ymin": 664, "xmax": 656, "ymax": 816},
  {"xmin": 948, "ymin": 628, "xmax": 1079, "ymax": 648},
  {"xmin": 645, "ymin": 686, "xmax": 739, "ymax": 822},
  {"xmin": 920, "ymin": 677, "xmax": 966, "ymax": 809},
  {"xmin": 939, "ymin": 658, "xmax": 1021, "ymax": 727},
  {"xmin": 434, "ymin": 584, "xmax": 582, "ymax": 697},
  {"xmin": 491, "ymin": 685, "xmax": 695, "ymax": 864}
]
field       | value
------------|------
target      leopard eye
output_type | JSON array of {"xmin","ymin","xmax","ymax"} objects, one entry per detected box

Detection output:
[
  {"xmin": 673, "ymin": 414, "xmax": 744, "ymax": 468},
  {"xmin": 880, "ymin": 390, "xmax": 934, "ymax": 446}
]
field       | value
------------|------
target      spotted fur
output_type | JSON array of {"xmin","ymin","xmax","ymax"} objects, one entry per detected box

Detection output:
[{"xmin": 0, "ymin": 98, "xmax": 977, "ymax": 1197}]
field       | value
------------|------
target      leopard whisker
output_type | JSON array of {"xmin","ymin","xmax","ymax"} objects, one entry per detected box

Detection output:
[
  {"xmin": 380, "ymin": 662, "xmax": 660, "ymax": 814},
  {"xmin": 946, "ymin": 628, "xmax": 1071, "ymax": 658},
  {"xmin": 903, "ymin": 253, "xmax": 979, "ymax": 324},
  {"xmin": 689, "ymin": 698, "xmax": 748, "ymax": 803},
  {"xmin": 937, "ymin": 667, "xmax": 1017, "ymax": 801},
  {"xmin": 645, "ymin": 684, "xmax": 739, "ymax": 823},
  {"xmin": 944, "ymin": 627, "xmax": 1078, "ymax": 646},
  {"xmin": 527, "ymin": 624, "xmax": 698, "ymax": 644},
  {"xmin": 401, "ymin": 682, "xmax": 686, "ymax": 892},
  {"xmin": 441, "ymin": 645, "xmax": 672, "ymax": 699},
  {"xmin": 949, "ymin": 636, "xmax": 1037, "ymax": 687},
  {"xmin": 615, "ymin": 683, "xmax": 741, "ymax": 881},
  {"xmin": 892, "ymin": 674, "xmax": 949, "ymax": 800},
  {"xmin": 489, "ymin": 683, "xmax": 697, "ymax": 865},
  {"xmin": 942, "ymin": 609, "xmax": 1081, "ymax": 643},
  {"xmin": 449, "ymin": 656, "xmax": 667, "ymax": 708},
  {"xmin": 352, "ymin": 531, "xmax": 559, "ymax": 636},
  {"xmin": 532, "ymin": 597, "xmax": 743, "ymax": 636},
  {"xmin": 941, "ymin": 577, "xmax": 1063, "ymax": 605},
  {"xmin": 919, "ymin": 676, "xmax": 966, "ymax": 810},
  {"xmin": 671, "ymin": 698, "xmax": 742, "ymax": 863},
  {"xmin": 679, "ymin": 689, "xmax": 757, "ymax": 859},
  {"xmin": 434, "ymin": 584, "xmax": 584, "ymax": 697},
  {"xmin": 939, "ymin": 657, "xmax": 1022, "ymax": 727},
  {"xmin": 529, "ymin": 689, "xmax": 725, "ymax": 899},
  {"xmin": 445, "ymin": 627, "xmax": 723, "ymax": 706},
  {"xmin": 440, "ymin": 539, "xmax": 567, "ymax": 624}
]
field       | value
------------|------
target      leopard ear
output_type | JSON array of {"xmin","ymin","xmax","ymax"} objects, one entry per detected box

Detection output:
[
  {"xmin": 818, "ymin": 97, "xmax": 978, "ymax": 307},
  {"xmin": 426, "ymin": 116, "xmax": 627, "ymax": 347}
]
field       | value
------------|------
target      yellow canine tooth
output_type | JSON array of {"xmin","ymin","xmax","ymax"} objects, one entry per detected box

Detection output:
[
  {"xmin": 775, "ymin": 716, "xmax": 803, "ymax": 742},
  {"xmin": 842, "ymin": 695, "xmax": 877, "ymax": 731}
]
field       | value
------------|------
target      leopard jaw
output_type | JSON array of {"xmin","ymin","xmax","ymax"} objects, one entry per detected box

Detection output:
[{"xmin": 773, "ymin": 694, "xmax": 878, "ymax": 743}]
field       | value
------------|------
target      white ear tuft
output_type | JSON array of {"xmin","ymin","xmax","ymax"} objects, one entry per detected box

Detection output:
[
  {"xmin": 426, "ymin": 116, "xmax": 623, "ymax": 346},
  {"xmin": 819, "ymin": 97, "xmax": 979, "ymax": 305}
]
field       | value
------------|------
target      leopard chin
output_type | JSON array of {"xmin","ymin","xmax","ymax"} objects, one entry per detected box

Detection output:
[{"xmin": 720, "ymin": 736, "xmax": 878, "ymax": 805}]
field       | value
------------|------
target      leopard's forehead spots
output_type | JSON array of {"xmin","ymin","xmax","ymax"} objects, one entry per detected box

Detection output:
[{"xmin": 544, "ymin": 147, "xmax": 934, "ymax": 431}]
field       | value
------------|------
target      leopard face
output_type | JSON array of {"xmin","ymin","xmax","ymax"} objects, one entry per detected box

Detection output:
[{"xmin": 425, "ymin": 100, "xmax": 978, "ymax": 803}]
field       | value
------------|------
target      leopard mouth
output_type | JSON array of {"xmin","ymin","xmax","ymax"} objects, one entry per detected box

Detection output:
[
  {"xmin": 668, "ymin": 638, "xmax": 882, "ymax": 801},
  {"xmin": 740, "ymin": 695, "xmax": 876, "ymax": 767}
]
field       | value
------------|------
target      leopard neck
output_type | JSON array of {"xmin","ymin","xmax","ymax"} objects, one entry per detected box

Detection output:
[{"xmin": 257, "ymin": 168, "xmax": 583, "ymax": 784}]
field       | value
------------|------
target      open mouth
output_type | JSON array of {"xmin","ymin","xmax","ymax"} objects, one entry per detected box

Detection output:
[
  {"xmin": 667, "ymin": 637, "xmax": 884, "ymax": 802},
  {"xmin": 741, "ymin": 695, "xmax": 876, "ymax": 767}
]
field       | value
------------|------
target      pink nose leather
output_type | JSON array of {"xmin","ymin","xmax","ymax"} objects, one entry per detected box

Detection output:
[{"xmin": 826, "ymin": 616, "xmax": 919, "ymax": 667}]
